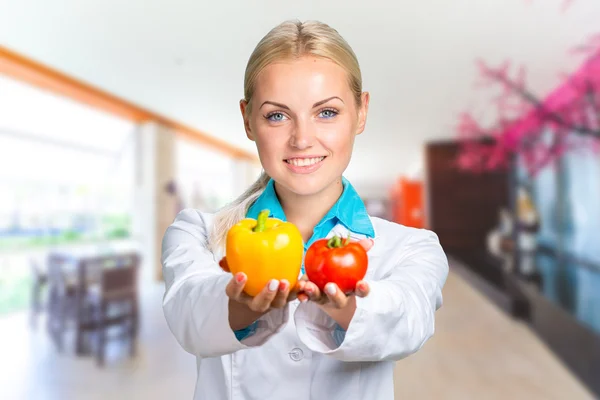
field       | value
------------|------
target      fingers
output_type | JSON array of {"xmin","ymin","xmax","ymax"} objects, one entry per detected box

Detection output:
[
  {"xmin": 249, "ymin": 279, "xmax": 280, "ymax": 313},
  {"xmin": 227, "ymin": 271, "xmax": 362, "ymax": 312},
  {"xmin": 355, "ymin": 280, "xmax": 370, "ymax": 297},
  {"xmin": 288, "ymin": 279, "xmax": 306, "ymax": 302},
  {"xmin": 358, "ymin": 238, "xmax": 375, "ymax": 252},
  {"xmin": 303, "ymin": 281, "xmax": 324, "ymax": 304},
  {"xmin": 323, "ymin": 283, "xmax": 350, "ymax": 308},
  {"xmin": 225, "ymin": 272, "xmax": 248, "ymax": 301},
  {"xmin": 226, "ymin": 272, "xmax": 305, "ymax": 313},
  {"xmin": 219, "ymin": 257, "xmax": 230, "ymax": 272},
  {"xmin": 303, "ymin": 281, "xmax": 319, "ymax": 297},
  {"xmin": 295, "ymin": 279, "xmax": 307, "ymax": 293},
  {"xmin": 270, "ymin": 280, "xmax": 291, "ymax": 309},
  {"xmin": 296, "ymin": 279, "xmax": 371, "ymax": 306},
  {"xmin": 297, "ymin": 293, "xmax": 309, "ymax": 303}
]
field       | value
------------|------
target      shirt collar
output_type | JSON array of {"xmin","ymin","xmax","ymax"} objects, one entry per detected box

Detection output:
[
  {"xmin": 246, "ymin": 177, "xmax": 375, "ymax": 239},
  {"xmin": 246, "ymin": 178, "xmax": 286, "ymax": 221}
]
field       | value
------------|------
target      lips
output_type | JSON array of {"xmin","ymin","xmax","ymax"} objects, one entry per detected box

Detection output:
[
  {"xmin": 283, "ymin": 156, "xmax": 327, "ymax": 174},
  {"xmin": 285, "ymin": 156, "xmax": 326, "ymax": 167}
]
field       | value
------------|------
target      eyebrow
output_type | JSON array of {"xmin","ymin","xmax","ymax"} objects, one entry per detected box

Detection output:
[
  {"xmin": 260, "ymin": 101, "xmax": 290, "ymax": 110},
  {"xmin": 259, "ymin": 96, "xmax": 344, "ymax": 110},
  {"xmin": 313, "ymin": 96, "xmax": 344, "ymax": 108}
]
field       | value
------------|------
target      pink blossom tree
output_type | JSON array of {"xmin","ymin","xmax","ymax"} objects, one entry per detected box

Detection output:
[
  {"xmin": 456, "ymin": 0, "xmax": 600, "ymax": 177},
  {"xmin": 454, "ymin": 0, "xmax": 600, "ymax": 282}
]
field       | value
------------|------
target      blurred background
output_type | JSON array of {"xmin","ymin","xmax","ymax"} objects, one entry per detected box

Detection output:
[{"xmin": 0, "ymin": 0, "xmax": 599, "ymax": 399}]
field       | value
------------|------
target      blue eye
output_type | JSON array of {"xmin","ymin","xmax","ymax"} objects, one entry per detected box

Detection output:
[
  {"xmin": 319, "ymin": 109, "xmax": 338, "ymax": 119},
  {"xmin": 266, "ymin": 112, "xmax": 287, "ymax": 122}
]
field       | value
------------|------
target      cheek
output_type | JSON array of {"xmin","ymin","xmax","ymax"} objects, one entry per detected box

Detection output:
[
  {"xmin": 253, "ymin": 130, "xmax": 286, "ymax": 163},
  {"xmin": 318, "ymin": 121, "xmax": 356, "ymax": 154}
]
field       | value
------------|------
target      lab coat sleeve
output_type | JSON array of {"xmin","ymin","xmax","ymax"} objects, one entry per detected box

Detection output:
[
  {"xmin": 162, "ymin": 209, "xmax": 289, "ymax": 358},
  {"xmin": 294, "ymin": 228, "xmax": 449, "ymax": 362}
]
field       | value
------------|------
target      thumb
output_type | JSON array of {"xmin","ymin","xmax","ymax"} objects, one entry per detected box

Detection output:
[
  {"xmin": 358, "ymin": 238, "xmax": 374, "ymax": 252},
  {"xmin": 355, "ymin": 280, "xmax": 370, "ymax": 297}
]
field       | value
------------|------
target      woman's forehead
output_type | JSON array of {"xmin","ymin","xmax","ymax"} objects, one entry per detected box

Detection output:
[{"xmin": 253, "ymin": 57, "xmax": 352, "ymax": 101}]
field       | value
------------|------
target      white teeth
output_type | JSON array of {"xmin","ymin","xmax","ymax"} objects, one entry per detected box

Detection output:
[{"xmin": 286, "ymin": 157, "xmax": 324, "ymax": 167}]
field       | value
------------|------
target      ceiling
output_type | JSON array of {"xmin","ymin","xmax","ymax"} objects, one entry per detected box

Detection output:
[{"xmin": 1, "ymin": 0, "xmax": 599, "ymax": 190}]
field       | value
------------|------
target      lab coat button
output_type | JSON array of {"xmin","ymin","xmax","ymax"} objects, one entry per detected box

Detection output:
[{"xmin": 289, "ymin": 348, "xmax": 304, "ymax": 361}]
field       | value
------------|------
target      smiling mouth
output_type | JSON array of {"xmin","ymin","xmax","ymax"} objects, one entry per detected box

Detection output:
[{"xmin": 284, "ymin": 156, "xmax": 326, "ymax": 167}]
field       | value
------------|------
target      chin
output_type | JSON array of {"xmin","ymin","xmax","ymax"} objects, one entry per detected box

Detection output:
[
  {"xmin": 275, "ymin": 171, "xmax": 337, "ymax": 197},
  {"xmin": 287, "ymin": 181, "xmax": 323, "ymax": 196}
]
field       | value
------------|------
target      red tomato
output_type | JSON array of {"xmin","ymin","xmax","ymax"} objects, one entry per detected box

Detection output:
[{"xmin": 304, "ymin": 236, "xmax": 368, "ymax": 294}]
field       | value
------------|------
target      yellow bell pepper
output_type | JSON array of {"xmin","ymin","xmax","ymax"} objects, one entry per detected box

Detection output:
[{"xmin": 226, "ymin": 209, "xmax": 304, "ymax": 297}]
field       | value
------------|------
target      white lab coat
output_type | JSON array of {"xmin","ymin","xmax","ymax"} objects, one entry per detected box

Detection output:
[{"xmin": 161, "ymin": 209, "xmax": 449, "ymax": 400}]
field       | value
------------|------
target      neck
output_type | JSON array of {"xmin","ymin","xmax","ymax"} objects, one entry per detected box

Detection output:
[{"xmin": 275, "ymin": 178, "xmax": 344, "ymax": 242}]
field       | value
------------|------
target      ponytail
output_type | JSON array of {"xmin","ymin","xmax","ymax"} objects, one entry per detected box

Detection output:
[{"xmin": 208, "ymin": 171, "xmax": 271, "ymax": 253}]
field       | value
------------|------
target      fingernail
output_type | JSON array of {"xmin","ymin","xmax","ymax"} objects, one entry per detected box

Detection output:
[
  {"xmin": 325, "ymin": 283, "xmax": 337, "ymax": 295},
  {"xmin": 236, "ymin": 273, "xmax": 246, "ymax": 283},
  {"xmin": 268, "ymin": 279, "xmax": 279, "ymax": 292},
  {"xmin": 279, "ymin": 280, "xmax": 289, "ymax": 292},
  {"xmin": 358, "ymin": 282, "xmax": 367, "ymax": 292}
]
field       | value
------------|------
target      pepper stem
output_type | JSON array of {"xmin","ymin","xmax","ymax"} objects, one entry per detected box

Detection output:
[{"xmin": 253, "ymin": 209, "xmax": 270, "ymax": 233}]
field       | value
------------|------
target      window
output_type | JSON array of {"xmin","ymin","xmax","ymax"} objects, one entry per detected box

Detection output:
[
  {"xmin": 0, "ymin": 75, "xmax": 136, "ymax": 314},
  {"xmin": 0, "ymin": 76, "xmax": 136, "ymax": 249}
]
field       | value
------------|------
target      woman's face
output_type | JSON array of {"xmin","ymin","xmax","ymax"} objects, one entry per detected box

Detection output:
[{"xmin": 241, "ymin": 56, "xmax": 369, "ymax": 197}]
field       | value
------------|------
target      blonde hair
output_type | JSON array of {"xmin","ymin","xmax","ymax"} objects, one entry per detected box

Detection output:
[{"xmin": 208, "ymin": 20, "xmax": 363, "ymax": 253}]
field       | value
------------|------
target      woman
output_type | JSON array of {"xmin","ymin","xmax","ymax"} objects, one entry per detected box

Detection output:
[{"xmin": 162, "ymin": 20, "xmax": 449, "ymax": 400}]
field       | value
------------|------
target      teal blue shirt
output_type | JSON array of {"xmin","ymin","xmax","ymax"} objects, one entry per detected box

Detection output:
[{"xmin": 234, "ymin": 177, "xmax": 375, "ymax": 344}]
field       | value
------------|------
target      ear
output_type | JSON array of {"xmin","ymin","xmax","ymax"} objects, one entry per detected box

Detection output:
[
  {"xmin": 356, "ymin": 92, "xmax": 370, "ymax": 135},
  {"xmin": 240, "ymin": 100, "xmax": 254, "ymax": 141}
]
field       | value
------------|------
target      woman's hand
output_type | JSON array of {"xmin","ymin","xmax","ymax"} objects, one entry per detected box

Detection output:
[
  {"xmin": 298, "ymin": 279, "xmax": 370, "ymax": 308},
  {"xmin": 219, "ymin": 257, "xmax": 306, "ymax": 331},
  {"xmin": 297, "ymin": 238, "xmax": 374, "ymax": 330},
  {"xmin": 298, "ymin": 237, "xmax": 373, "ymax": 306}
]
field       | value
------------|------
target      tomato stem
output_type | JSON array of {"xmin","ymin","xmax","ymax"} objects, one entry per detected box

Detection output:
[
  {"xmin": 343, "ymin": 234, "xmax": 350, "ymax": 246},
  {"xmin": 253, "ymin": 209, "xmax": 269, "ymax": 233},
  {"xmin": 327, "ymin": 235, "xmax": 344, "ymax": 248}
]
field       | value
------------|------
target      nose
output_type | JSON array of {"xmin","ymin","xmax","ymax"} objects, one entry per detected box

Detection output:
[{"xmin": 289, "ymin": 120, "xmax": 315, "ymax": 150}]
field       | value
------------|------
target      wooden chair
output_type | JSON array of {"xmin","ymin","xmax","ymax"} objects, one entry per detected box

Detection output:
[
  {"xmin": 80, "ymin": 253, "xmax": 140, "ymax": 366},
  {"xmin": 30, "ymin": 258, "xmax": 48, "ymax": 329},
  {"xmin": 45, "ymin": 253, "xmax": 79, "ymax": 351}
]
